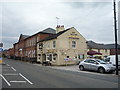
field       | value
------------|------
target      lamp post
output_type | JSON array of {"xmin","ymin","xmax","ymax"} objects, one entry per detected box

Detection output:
[{"xmin": 113, "ymin": 0, "xmax": 119, "ymax": 75}]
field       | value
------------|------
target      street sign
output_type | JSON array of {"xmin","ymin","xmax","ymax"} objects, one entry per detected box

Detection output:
[{"xmin": 0, "ymin": 48, "xmax": 2, "ymax": 63}]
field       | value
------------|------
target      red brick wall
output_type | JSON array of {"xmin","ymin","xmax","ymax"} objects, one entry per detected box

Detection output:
[
  {"xmin": 18, "ymin": 41, "xmax": 25, "ymax": 57},
  {"xmin": 110, "ymin": 49, "xmax": 120, "ymax": 55},
  {"xmin": 24, "ymin": 33, "xmax": 52, "ymax": 58},
  {"xmin": 14, "ymin": 32, "xmax": 54, "ymax": 59},
  {"xmin": 14, "ymin": 43, "xmax": 19, "ymax": 57}
]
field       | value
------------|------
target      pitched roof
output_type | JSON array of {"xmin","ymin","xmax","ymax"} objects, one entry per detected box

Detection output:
[
  {"xmin": 19, "ymin": 34, "xmax": 30, "ymax": 42},
  {"xmin": 87, "ymin": 41, "xmax": 105, "ymax": 49},
  {"xmin": 104, "ymin": 44, "xmax": 120, "ymax": 49},
  {"xmin": 87, "ymin": 41, "xmax": 120, "ymax": 49},
  {"xmin": 38, "ymin": 28, "xmax": 72, "ymax": 42},
  {"xmin": 40, "ymin": 28, "xmax": 56, "ymax": 34},
  {"xmin": 25, "ymin": 28, "xmax": 56, "ymax": 40},
  {"xmin": 22, "ymin": 35, "xmax": 29, "ymax": 39}
]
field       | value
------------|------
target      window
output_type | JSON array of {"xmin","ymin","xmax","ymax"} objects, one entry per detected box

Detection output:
[
  {"xmin": 78, "ymin": 54, "xmax": 84, "ymax": 59},
  {"xmin": 39, "ymin": 43, "xmax": 43, "ymax": 49},
  {"xmin": 88, "ymin": 60, "xmax": 96, "ymax": 64},
  {"xmin": 53, "ymin": 53, "xmax": 57, "ymax": 60},
  {"xmin": 72, "ymin": 41, "xmax": 76, "ymax": 48},
  {"xmin": 105, "ymin": 49, "xmax": 107, "ymax": 53},
  {"xmin": 98, "ymin": 49, "xmax": 100, "ymax": 53},
  {"xmin": 46, "ymin": 54, "xmax": 52, "ymax": 61},
  {"xmin": 53, "ymin": 41, "xmax": 56, "ymax": 48},
  {"xmin": 85, "ymin": 59, "xmax": 97, "ymax": 64},
  {"xmin": 67, "ymin": 56, "xmax": 69, "ymax": 58},
  {"xmin": 47, "ymin": 42, "xmax": 50, "ymax": 49}
]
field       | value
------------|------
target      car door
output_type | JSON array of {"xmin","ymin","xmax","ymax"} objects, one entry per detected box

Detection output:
[
  {"xmin": 87, "ymin": 60, "xmax": 99, "ymax": 71},
  {"xmin": 82, "ymin": 59, "xmax": 91, "ymax": 70}
]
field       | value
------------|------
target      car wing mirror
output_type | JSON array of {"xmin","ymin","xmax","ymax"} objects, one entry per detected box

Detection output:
[{"xmin": 96, "ymin": 62, "xmax": 99, "ymax": 64}]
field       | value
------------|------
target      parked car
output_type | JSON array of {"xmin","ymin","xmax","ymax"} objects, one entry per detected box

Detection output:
[
  {"xmin": 104, "ymin": 55, "xmax": 120, "ymax": 69},
  {"xmin": 79, "ymin": 59, "xmax": 116, "ymax": 73}
]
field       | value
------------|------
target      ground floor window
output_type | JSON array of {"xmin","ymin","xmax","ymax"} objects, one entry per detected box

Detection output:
[
  {"xmin": 53, "ymin": 53, "xmax": 57, "ymax": 60},
  {"xmin": 78, "ymin": 54, "xmax": 84, "ymax": 59},
  {"xmin": 38, "ymin": 54, "xmax": 41, "ymax": 59},
  {"xmin": 46, "ymin": 53, "xmax": 57, "ymax": 61}
]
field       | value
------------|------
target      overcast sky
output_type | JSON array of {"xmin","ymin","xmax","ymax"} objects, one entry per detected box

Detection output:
[{"xmin": 0, "ymin": 0, "xmax": 119, "ymax": 49}]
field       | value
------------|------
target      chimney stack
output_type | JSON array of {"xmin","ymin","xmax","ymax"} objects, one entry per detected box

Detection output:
[{"xmin": 56, "ymin": 25, "xmax": 65, "ymax": 33}]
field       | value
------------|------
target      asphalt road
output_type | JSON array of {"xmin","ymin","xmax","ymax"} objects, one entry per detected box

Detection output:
[{"xmin": 1, "ymin": 58, "xmax": 119, "ymax": 88}]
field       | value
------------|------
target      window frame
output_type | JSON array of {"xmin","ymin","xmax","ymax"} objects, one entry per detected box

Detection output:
[{"xmin": 72, "ymin": 41, "xmax": 76, "ymax": 48}]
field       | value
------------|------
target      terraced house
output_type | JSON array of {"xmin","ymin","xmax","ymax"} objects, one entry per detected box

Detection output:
[
  {"xmin": 87, "ymin": 41, "xmax": 120, "ymax": 58},
  {"xmin": 87, "ymin": 41, "xmax": 110, "ymax": 58},
  {"xmin": 37, "ymin": 26, "xmax": 87, "ymax": 65},
  {"xmin": 13, "ymin": 28, "xmax": 56, "ymax": 62}
]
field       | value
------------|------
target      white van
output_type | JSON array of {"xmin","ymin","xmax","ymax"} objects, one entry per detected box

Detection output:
[{"xmin": 104, "ymin": 55, "xmax": 120, "ymax": 69}]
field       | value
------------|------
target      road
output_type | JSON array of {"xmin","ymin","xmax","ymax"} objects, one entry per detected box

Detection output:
[{"xmin": 0, "ymin": 58, "xmax": 119, "ymax": 88}]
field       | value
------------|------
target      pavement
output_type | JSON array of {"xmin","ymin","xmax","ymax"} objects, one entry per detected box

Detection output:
[{"xmin": 34, "ymin": 64, "xmax": 117, "ymax": 76}]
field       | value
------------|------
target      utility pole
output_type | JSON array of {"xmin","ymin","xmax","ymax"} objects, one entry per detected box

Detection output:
[{"xmin": 113, "ymin": 0, "xmax": 119, "ymax": 75}]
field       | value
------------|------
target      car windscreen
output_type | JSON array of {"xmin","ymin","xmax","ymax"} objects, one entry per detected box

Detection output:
[
  {"xmin": 96, "ymin": 59, "xmax": 107, "ymax": 64},
  {"xmin": 104, "ymin": 57, "xmax": 110, "ymax": 62}
]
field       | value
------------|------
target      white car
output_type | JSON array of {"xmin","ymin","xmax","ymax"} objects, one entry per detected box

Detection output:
[
  {"xmin": 79, "ymin": 59, "xmax": 116, "ymax": 73},
  {"xmin": 104, "ymin": 55, "xmax": 120, "ymax": 69}
]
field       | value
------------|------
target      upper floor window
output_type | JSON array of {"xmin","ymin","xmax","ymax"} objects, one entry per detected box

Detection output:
[
  {"xmin": 53, "ymin": 41, "xmax": 56, "ymax": 48},
  {"xmin": 98, "ymin": 49, "xmax": 100, "ymax": 53},
  {"xmin": 72, "ymin": 41, "xmax": 76, "ymax": 48},
  {"xmin": 39, "ymin": 43, "xmax": 43, "ymax": 49},
  {"xmin": 46, "ymin": 42, "xmax": 50, "ymax": 49},
  {"xmin": 105, "ymin": 49, "xmax": 107, "ymax": 53}
]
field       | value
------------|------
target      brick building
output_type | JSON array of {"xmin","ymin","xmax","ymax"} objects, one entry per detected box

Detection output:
[
  {"xmin": 104, "ymin": 44, "xmax": 120, "ymax": 55},
  {"xmin": 2, "ymin": 48, "xmax": 14, "ymax": 59},
  {"xmin": 37, "ymin": 26, "xmax": 87, "ymax": 65},
  {"xmin": 14, "ymin": 34, "xmax": 29, "ymax": 60},
  {"xmin": 87, "ymin": 41, "xmax": 120, "ymax": 57},
  {"xmin": 14, "ymin": 28, "xmax": 56, "ymax": 62}
]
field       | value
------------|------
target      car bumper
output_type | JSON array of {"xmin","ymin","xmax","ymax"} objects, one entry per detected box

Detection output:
[{"xmin": 105, "ymin": 68, "xmax": 116, "ymax": 72}]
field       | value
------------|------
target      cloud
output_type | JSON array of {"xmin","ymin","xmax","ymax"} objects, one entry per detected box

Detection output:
[{"xmin": 1, "ymin": 1, "xmax": 115, "ymax": 49}]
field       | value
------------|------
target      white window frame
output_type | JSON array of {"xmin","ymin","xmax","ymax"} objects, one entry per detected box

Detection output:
[
  {"xmin": 52, "ymin": 41, "xmax": 56, "ymax": 49},
  {"xmin": 72, "ymin": 41, "xmax": 76, "ymax": 48}
]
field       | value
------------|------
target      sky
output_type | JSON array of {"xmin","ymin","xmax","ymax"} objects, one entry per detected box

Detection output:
[{"xmin": 0, "ymin": 0, "xmax": 120, "ymax": 49}]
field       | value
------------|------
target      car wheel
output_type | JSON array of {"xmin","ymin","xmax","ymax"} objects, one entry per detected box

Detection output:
[
  {"xmin": 98, "ymin": 67, "xmax": 105, "ymax": 73},
  {"xmin": 79, "ymin": 65, "xmax": 84, "ymax": 71}
]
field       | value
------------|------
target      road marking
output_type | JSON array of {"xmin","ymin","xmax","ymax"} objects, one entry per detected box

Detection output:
[
  {"xmin": 10, "ymin": 81, "xmax": 26, "ymax": 83},
  {"xmin": 3, "ymin": 74, "xmax": 18, "ymax": 76},
  {"xmin": 19, "ymin": 73, "xmax": 33, "ymax": 85},
  {"xmin": 6, "ymin": 64, "xmax": 10, "ymax": 67},
  {"xmin": 0, "ymin": 74, "xmax": 11, "ymax": 86},
  {"xmin": 11, "ymin": 67, "xmax": 16, "ymax": 71}
]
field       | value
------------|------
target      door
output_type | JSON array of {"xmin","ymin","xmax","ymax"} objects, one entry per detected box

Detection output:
[{"xmin": 87, "ymin": 60, "xmax": 98, "ymax": 71}]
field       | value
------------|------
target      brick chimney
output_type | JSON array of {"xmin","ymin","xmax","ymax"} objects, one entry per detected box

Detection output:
[{"xmin": 56, "ymin": 25, "xmax": 65, "ymax": 33}]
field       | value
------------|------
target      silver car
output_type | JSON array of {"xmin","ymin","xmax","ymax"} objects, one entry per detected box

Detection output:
[{"xmin": 79, "ymin": 59, "xmax": 116, "ymax": 73}]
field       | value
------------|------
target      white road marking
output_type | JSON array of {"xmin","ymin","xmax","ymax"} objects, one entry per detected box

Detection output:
[
  {"xmin": 11, "ymin": 67, "xmax": 16, "ymax": 71},
  {"xmin": 19, "ymin": 73, "xmax": 33, "ymax": 85},
  {"xmin": 10, "ymin": 81, "xmax": 26, "ymax": 83},
  {"xmin": 6, "ymin": 64, "xmax": 10, "ymax": 67},
  {"xmin": 0, "ymin": 74, "xmax": 11, "ymax": 86},
  {"xmin": 3, "ymin": 74, "xmax": 18, "ymax": 76}
]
